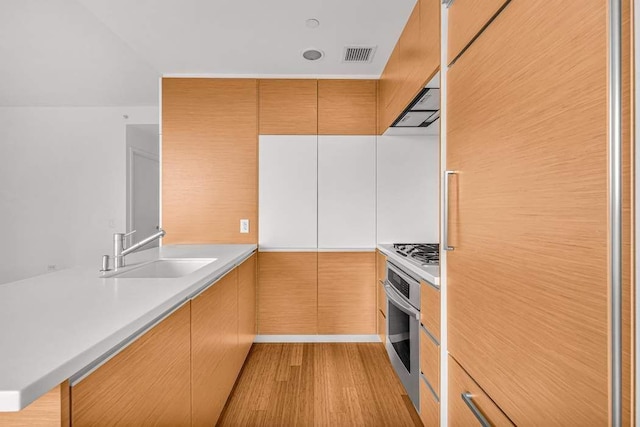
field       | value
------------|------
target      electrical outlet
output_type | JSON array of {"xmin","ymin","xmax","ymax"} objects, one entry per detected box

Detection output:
[
  {"xmin": 240, "ymin": 219, "xmax": 249, "ymax": 234},
  {"xmin": 47, "ymin": 265, "xmax": 57, "ymax": 272}
]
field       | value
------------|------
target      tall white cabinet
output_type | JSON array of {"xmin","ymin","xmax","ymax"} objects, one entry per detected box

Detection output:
[
  {"xmin": 258, "ymin": 135, "xmax": 317, "ymax": 249},
  {"xmin": 317, "ymin": 136, "xmax": 376, "ymax": 249}
]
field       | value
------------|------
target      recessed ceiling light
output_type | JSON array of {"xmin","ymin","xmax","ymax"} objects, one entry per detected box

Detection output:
[
  {"xmin": 302, "ymin": 49, "xmax": 324, "ymax": 61},
  {"xmin": 305, "ymin": 18, "xmax": 320, "ymax": 29}
]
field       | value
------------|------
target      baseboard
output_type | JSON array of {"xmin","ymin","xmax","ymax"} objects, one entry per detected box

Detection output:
[{"xmin": 254, "ymin": 334, "xmax": 381, "ymax": 343}]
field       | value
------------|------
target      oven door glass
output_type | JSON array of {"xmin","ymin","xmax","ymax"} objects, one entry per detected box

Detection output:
[{"xmin": 388, "ymin": 300, "xmax": 411, "ymax": 372}]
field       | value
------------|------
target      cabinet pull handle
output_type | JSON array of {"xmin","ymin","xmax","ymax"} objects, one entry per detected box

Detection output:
[
  {"xmin": 443, "ymin": 171, "xmax": 456, "ymax": 251},
  {"xmin": 461, "ymin": 392, "xmax": 491, "ymax": 427}
]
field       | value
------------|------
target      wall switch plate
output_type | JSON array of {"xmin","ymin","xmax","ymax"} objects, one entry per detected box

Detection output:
[{"xmin": 240, "ymin": 219, "xmax": 250, "ymax": 233}]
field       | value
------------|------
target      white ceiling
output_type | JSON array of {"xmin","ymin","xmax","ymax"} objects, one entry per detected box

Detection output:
[{"xmin": 1, "ymin": 0, "xmax": 417, "ymax": 106}]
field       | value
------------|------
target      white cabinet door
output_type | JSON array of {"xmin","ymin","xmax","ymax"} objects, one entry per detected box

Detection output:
[
  {"xmin": 318, "ymin": 136, "xmax": 376, "ymax": 249},
  {"xmin": 259, "ymin": 135, "xmax": 317, "ymax": 249}
]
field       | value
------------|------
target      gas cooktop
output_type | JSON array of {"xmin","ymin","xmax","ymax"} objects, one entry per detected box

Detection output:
[{"xmin": 392, "ymin": 243, "xmax": 439, "ymax": 266}]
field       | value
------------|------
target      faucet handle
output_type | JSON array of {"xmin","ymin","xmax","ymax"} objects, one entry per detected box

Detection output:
[{"xmin": 124, "ymin": 230, "xmax": 137, "ymax": 237}]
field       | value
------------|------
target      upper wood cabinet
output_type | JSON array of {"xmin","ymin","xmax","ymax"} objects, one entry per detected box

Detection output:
[
  {"xmin": 317, "ymin": 80, "xmax": 377, "ymax": 135},
  {"xmin": 162, "ymin": 78, "xmax": 258, "ymax": 245},
  {"xmin": 72, "ymin": 304, "xmax": 191, "ymax": 426},
  {"xmin": 446, "ymin": 1, "xmax": 613, "ymax": 424},
  {"xmin": 378, "ymin": 0, "xmax": 440, "ymax": 133},
  {"xmin": 447, "ymin": 0, "xmax": 509, "ymax": 65},
  {"xmin": 259, "ymin": 79, "xmax": 317, "ymax": 135},
  {"xmin": 317, "ymin": 252, "xmax": 376, "ymax": 334}
]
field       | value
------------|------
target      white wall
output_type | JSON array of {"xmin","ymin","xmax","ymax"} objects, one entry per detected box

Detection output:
[
  {"xmin": 377, "ymin": 134, "xmax": 440, "ymax": 244},
  {"xmin": 0, "ymin": 106, "xmax": 158, "ymax": 284}
]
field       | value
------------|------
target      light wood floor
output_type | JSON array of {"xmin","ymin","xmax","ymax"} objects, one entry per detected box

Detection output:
[{"xmin": 218, "ymin": 343, "xmax": 422, "ymax": 427}]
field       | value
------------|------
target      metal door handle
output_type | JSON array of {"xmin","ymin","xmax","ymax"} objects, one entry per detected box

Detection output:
[
  {"xmin": 461, "ymin": 392, "xmax": 491, "ymax": 427},
  {"xmin": 383, "ymin": 281, "xmax": 420, "ymax": 320},
  {"xmin": 443, "ymin": 170, "xmax": 456, "ymax": 251}
]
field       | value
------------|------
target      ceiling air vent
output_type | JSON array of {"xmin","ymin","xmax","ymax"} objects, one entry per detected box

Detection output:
[{"xmin": 343, "ymin": 46, "xmax": 376, "ymax": 63}]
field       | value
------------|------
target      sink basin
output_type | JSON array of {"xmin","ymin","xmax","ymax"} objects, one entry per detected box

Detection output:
[{"xmin": 107, "ymin": 258, "xmax": 217, "ymax": 279}]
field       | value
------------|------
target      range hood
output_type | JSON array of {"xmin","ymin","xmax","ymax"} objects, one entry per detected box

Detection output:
[{"xmin": 391, "ymin": 87, "xmax": 440, "ymax": 128}]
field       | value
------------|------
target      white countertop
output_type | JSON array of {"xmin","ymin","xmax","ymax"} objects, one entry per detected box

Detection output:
[
  {"xmin": 378, "ymin": 244, "xmax": 440, "ymax": 286},
  {"xmin": 0, "ymin": 244, "xmax": 256, "ymax": 412}
]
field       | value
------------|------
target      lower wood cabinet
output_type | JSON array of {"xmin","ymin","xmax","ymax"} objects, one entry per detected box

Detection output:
[
  {"xmin": 258, "ymin": 252, "xmax": 318, "ymax": 334},
  {"xmin": 238, "ymin": 253, "xmax": 257, "ymax": 360},
  {"xmin": 377, "ymin": 309, "xmax": 386, "ymax": 344},
  {"xmin": 420, "ymin": 376, "xmax": 439, "ymax": 427},
  {"xmin": 318, "ymin": 252, "xmax": 376, "ymax": 334},
  {"xmin": 449, "ymin": 356, "xmax": 513, "ymax": 427},
  {"xmin": 72, "ymin": 303, "xmax": 192, "ymax": 426},
  {"xmin": 191, "ymin": 268, "xmax": 240, "ymax": 426},
  {"xmin": 420, "ymin": 328, "xmax": 439, "ymax": 397}
]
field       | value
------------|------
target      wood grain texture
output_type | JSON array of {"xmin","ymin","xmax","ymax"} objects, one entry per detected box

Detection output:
[
  {"xmin": 259, "ymin": 79, "xmax": 317, "ymax": 135},
  {"xmin": 317, "ymin": 252, "xmax": 376, "ymax": 334},
  {"xmin": 162, "ymin": 78, "xmax": 258, "ymax": 244},
  {"xmin": 377, "ymin": 0, "xmax": 440, "ymax": 133},
  {"xmin": 217, "ymin": 343, "xmax": 421, "ymax": 426},
  {"xmin": 0, "ymin": 382, "xmax": 69, "ymax": 427},
  {"xmin": 318, "ymin": 80, "xmax": 377, "ymax": 135},
  {"xmin": 257, "ymin": 252, "xmax": 318, "ymax": 334},
  {"xmin": 377, "ymin": 251, "xmax": 387, "ymax": 319},
  {"xmin": 72, "ymin": 304, "xmax": 191, "ymax": 426},
  {"xmin": 191, "ymin": 269, "xmax": 239, "ymax": 427},
  {"xmin": 420, "ymin": 329, "xmax": 439, "ymax": 397},
  {"xmin": 419, "ymin": 378, "xmax": 439, "ymax": 427},
  {"xmin": 448, "ymin": 356, "xmax": 514, "ymax": 427},
  {"xmin": 447, "ymin": 1, "xmax": 611, "ymax": 424},
  {"xmin": 420, "ymin": 281, "xmax": 440, "ymax": 341},
  {"xmin": 238, "ymin": 254, "xmax": 257, "ymax": 361},
  {"xmin": 447, "ymin": 0, "xmax": 509, "ymax": 65},
  {"xmin": 378, "ymin": 309, "xmax": 386, "ymax": 344}
]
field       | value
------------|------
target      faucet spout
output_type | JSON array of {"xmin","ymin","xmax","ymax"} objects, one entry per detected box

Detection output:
[
  {"xmin": 113, "ymin": 228, "xmax": 166, "ymax": 269},
  {"xmin": 121, "ymin": 229, "xmax": 166, "ymax": 256}
]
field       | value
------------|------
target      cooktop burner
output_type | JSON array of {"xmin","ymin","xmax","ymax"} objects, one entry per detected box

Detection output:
[{"xmin": 392, "ymin": 243, "xmax": 439, "ymax": 266}]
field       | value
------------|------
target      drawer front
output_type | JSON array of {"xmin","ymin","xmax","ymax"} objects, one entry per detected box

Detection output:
[
  {"xmin": 448, "ymin": 0, "xmax": 509, "ymax": 64},
  {"xmin": 420, "ymin": 328, "xmax": 440, "ymax": 396},
  {"xmin": 377, "ymin": 309, "xmax": 386, "ymax": 344},
  {"xmin": 420, "ymin": 281, "xmax": 440, "ymax": 341},
  {"xmin": 449, "ymin": 356, "xmax": 514, "ymax": 427},
  {"xmin": 420, "ymin": 375, "xmax": 440, "ymax": 427}
]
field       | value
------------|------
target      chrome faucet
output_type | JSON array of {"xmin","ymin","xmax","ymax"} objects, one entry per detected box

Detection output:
[{"xmin": 101, "ymin": 228, "xmax": 166, "ymax": 272}]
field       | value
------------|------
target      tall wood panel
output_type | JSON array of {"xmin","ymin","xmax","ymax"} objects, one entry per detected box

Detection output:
[
  {"xmin": 162, "ymin": 78, "xmax": 258, "ymax": 244},
  {"xmin": 447, "ymin": 0, "xmax": 509, "ymax": 65},
  {"xmin": 258, "ymin": 252, "xmax": 318, "ymax": 334},
  {"xmin": 191, "ymin": 269, "xmax": 239, "ymax": 426},
  {"xmin": 238, "ymin": 254, "xmax": 257, "ymax": 360},
  {"xmin": 72, "ymin": 304, "xmax": 191, "ymax": 426},
  {"xmin": 446, "ymin": 0, "xmax": 611, "ymax": 424},
  {"xmin": 0, "ymin": 382, "xmax": 69, "ymax": 427},
  {"xmin": 317, "ymin": 252, "xmax": 376, "ymax": 334},
  {"xmin": 317, "ymin": 80, "xmax": 377, "ymax": 135},
  {"xmin": 259, "ymin": 79, "xmax": 317, "ymax": 135}
]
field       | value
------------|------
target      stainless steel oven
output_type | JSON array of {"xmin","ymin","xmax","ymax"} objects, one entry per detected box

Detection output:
[{"xmin": 384, "ymin": 262, "xmax": 421, "ymax": 408}]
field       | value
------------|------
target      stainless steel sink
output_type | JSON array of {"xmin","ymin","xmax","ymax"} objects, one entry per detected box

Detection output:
[{"xmin": 105, "ymin": 258, "xmax": 217, "ymax": 279}]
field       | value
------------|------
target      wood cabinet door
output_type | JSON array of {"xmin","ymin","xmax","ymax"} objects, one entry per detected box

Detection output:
[
  {"xmin": 447, "ymin": 0, "xmax": 508, "ymax": 65},
  {"xmin": 191, "ymin": 269, "xmax": 239, "ymax": 427},
  {"xmin": 72, "ymin": 304, "xmax": 191, "ymax": 426},
  {"xmin": 259, "ymin": 79, "xmax": 317, "ymax": 135},
  {"xmin": 317, "ymin": 136, "xmax": 376, "ymax": 249},
  {"xmin": 446, "ymin": 1, "xmax": 608, "ymax": 424},
  {"xmin": 238, "ymin": 254, "xmax": 257, "ymax": 360},
  {"xmin": 258, "ymin": 252, "xmax": 318, "ymax": 334},
  {"xmin": 317, "ymin": 252, "xmax": 376, "ymax": 334},
  {"xmin": 258, "ymin": 135, "xmax": 318, "ymax": 249},
  {"xmin": 317, "ymin": 80, "xmax": 377, "ymax": 135}
]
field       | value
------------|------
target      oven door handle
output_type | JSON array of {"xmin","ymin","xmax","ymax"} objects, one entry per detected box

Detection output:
[{"xmin": 383, "ymin": 281, "xmax": 420, "ymax": 320}]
